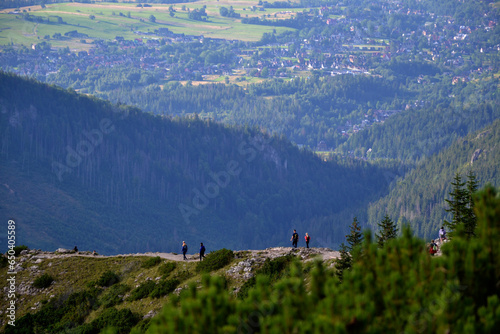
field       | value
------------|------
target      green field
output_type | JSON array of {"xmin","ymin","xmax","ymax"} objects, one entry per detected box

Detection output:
[{"xmin": 0, "ymin": 1, "xmax": 298, "ymax": 49}]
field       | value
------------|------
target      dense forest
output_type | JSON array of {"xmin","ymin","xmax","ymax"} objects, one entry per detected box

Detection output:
[
  {"xmin": 366, "ymin": 119, "xmax": 500, "ymax": 239},
  {"xmin": 44, "ymin": 66, "xmax": 499, "ymax": 154},
  {"xmin": 102, "ymin": 74, "xmax": 404, "ymax": 149},
  {"xmin": 0, "ymin": 72, "xmax": 395, "ymax": 253}
]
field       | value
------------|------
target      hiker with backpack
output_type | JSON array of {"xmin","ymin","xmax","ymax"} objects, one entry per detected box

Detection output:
[
  {"xmin": 305, "ymin": 233, "xmax": 311, "ymax": 248},
  {"xmin": 429, "ymin": 240, "xmax": 438, "ymax": 256},
  {"xmin": 291, "ymin": 229, "xmax": 299, "ymax": 248}
]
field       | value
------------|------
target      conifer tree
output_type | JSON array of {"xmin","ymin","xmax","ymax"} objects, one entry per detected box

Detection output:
[
  {"xmin": 336, "ymin": 218, "xmax": 362, "ymax": 282},
  {"xmin": 444, "ymin": 172, "xmax": 479, "ymax": 239},
  {"xmin": 335, "ymin": 242, "xmax": 351, "ymax": 282},
  {"xmin": 375, "ymin": 214, "xmax": 398, "ymax": 248},
  {"xmin": 346, "ymin": 217, "xmax": 363, "ymax": 252},
  {"xmin": 464, "ymin": 170, "xmax": 478, "ymax": 239},
  {"xmin": 444, "ymin": 173, "xmax": 467, "ymax": 237}
]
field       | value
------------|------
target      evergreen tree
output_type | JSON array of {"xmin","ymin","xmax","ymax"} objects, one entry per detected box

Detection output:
[
  {"xmin": 375, "ymin": 214, "xmax": 398, "ymax": 248},
  {"xmin": 464, "ymin": 170, "xmax": 478, "ymax": 239},
  {"xmin": 444, "ymin": 173, "xmax": 467, "ymax": 237},
  {"xmin": 444, "ymin": 172, "xmax": 479, "ymax": 239},
  {"xmin": 346, "ymin": 217, "xmax": 363, "ymax": 252},
  {"xmin": 335, "ymin": 242, "xmax": 351, "ymax": 282},
  {"xmin": 336, "ymin": 218, "xmax": 363, "ymax": 281}
]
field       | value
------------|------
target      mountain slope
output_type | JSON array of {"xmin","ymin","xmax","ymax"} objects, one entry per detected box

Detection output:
[
  {"xmin": 367, "ymin": 119, "xmax": 500, "ymax": 238},
  {"xmin": 336, "ymin": 79, "xmax": 499, "ymax": 161},
  {"xmin": 0, "ymin": 72, "xmax": 392, "ymax": 253}
]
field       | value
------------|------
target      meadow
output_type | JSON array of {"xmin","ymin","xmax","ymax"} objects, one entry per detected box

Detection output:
[{"xmin": 0, "ymin": 1, "xmax": 298, "ymax": 49}]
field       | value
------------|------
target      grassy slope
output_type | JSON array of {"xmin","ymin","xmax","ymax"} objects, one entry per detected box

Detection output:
[
  {"xmin": 0, "ymin": 248, "xmax": 323, "ymax": 332},
  {"xmin": 0, "ymin": 253, "xmax": 213, "ymax": 330}
]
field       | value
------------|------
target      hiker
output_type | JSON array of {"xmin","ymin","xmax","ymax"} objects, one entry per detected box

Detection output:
[
  {"xmin": 291, "ymin": 229, "xmax": 299, "ymax": 248},
  {"xmin": 439, "ymin": 227, "xmax": 447, "ymax": 243},
  {"xmin": 73, "ymin": 246, "xmax": 78, "ymax": 253},
  {"xmin": 199, "ymin": 242, "xmax": 206, "ymax": 261},
  {"xmin": 92, "ymin": 250, "xmax": 97, "ymax": 256},
  {"xmin": 182, "ymin": 241, "xmax": 188, "ymax": 260},
  {"xmin": 429, "ymin": 240, "xmax": 438, "ymax": 256},
  {"xmin": 305, "ymin": 233, "xmax": 311, "ymax": 248}
]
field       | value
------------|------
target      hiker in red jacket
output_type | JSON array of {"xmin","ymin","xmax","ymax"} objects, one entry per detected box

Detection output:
[{"xmin": 305, "ymin": 233, "xmax": 311, "ymax": 248}]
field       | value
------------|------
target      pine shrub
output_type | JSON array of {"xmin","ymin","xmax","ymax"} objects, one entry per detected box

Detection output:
[
  {"xmin": 33, "ymin": 273, "xmax": 54, "ymax": 289},
  {"xmin": 196, "ymin": 248, "xmax": 234, "ymax": 273},
  {"xmin": 150, "ymin": 278, "xmax": 180, "ymax": 299},
  {"xmin": 13, "ymin": 245, "xmax": 29, "ymax": 256},
  {"xmin": 83, "ymin": 307, "xmax": 140, "ymax": 334},
  {"xmin": 96, "ymin": 271, "xmax": 120, "ymax": 287},
  {"xmin": 127, "ymin": 281, "xmax": 156, "ymax": 301},
  {"xmin": 158, "ymin": 261, "xmax": 176, "ymax": 277},
  {"xmin": 100, "ymin": 283, "xmax": 130, "ymax": 308},
  {"xmin": 142, "ymin": 256, "xmax": 162, "ymax": 269}
]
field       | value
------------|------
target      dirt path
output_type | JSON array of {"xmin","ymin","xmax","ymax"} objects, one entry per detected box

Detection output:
[{"xmin": 30, "ymin": 247, "xmax": 340, "ymax": 263}]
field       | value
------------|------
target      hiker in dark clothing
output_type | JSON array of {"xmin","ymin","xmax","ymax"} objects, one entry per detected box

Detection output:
[
  {"xmin": 291, "ymin": 229, "xmax": 299, "ymax": 248},
  {"xmin": 200, "ymin": 243, "xmax": 206, "ymax": 261},
  {"xmin": 305, "ymin": 233, "xmax": 310, "ymax": 248},
  {"xmin": 182, "ymin": 241, "xmax": 188, "ymax": 260}
]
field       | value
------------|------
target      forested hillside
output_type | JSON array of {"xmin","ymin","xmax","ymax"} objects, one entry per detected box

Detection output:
[
  {"xmin": 367, "ymin": 119, "xmax": 500, "ymax": 239},
  {"xmin": 337, "ymin": 78, "xmax": 499, "ymax": 161},
  {"xmin": 0, "ymin": 72, "xmax": 393, "ymax": 254},
  {"xmin": 66, "ymin": 70, "xmax": 405, "ymax": 149}
]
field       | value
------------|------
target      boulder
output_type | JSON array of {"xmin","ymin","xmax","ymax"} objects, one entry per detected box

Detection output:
[{"xmin": 55, "ymin": 248, "xmax": 72, "ymax": 254}]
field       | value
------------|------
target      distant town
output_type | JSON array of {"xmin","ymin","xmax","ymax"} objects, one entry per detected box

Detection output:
[{"xmin": 1, "ymin": 1, "xmax": 497, "ymax": 147}]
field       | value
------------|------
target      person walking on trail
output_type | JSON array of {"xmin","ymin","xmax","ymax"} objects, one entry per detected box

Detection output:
[
  {"xmin": 439, "ymin": 227, "xmax": 447, "ymax": 243},
  {"xmin": 305, "ymin": 233, "xmax": 311, "ymax": 248},
  {"xmin": 182, "ymin": 241, "xmax": 188, "ymax": 260},
  {"xmin": 291, "ymin": 229, "xmax": 299, "ymax": 248},
  {"xmin": 199, "ymin": 242, "xmax": 206, "ymax": 261}
]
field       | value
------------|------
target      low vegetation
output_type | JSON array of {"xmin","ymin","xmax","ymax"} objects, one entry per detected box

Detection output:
[
  {"xmin": 196, "ymin": 248, "xmax": 234, "ymax": 273},
  {"xmin": 238, "ymin": 254, "xmax": 295, "ymax": 299},
  {"xmin": 2, "ymin": 184, "xmax": 498, "ymax": 333},
  {"xmin": 99, "ymin": 283, "xmax": 131, "ymax": 309},
  {"xmin": 158, "ymin": 262, "xmax": 176, "ymax": 277},
  {"xmin": 141, "ymin": 256, "xmax": 162, "ymax": 269},
  {"xmin": 32, "ymin": 273, "xmax": 54, "ymax": 289},
  {"xmin": 148, "ymin": 185, "xmax": 500, "ymax": 333},
  {"xmin": 96, "ymin": 271, "xmax": 120, "ymax": 287},
  {"xmin": 150, "ymin": 278, "xmax": 181, "ymax": 299}
]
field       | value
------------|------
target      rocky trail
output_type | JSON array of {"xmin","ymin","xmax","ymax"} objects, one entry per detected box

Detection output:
[{"xmin": 19, "ymin": 246, "xmax": 340, "ymax": 264}]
